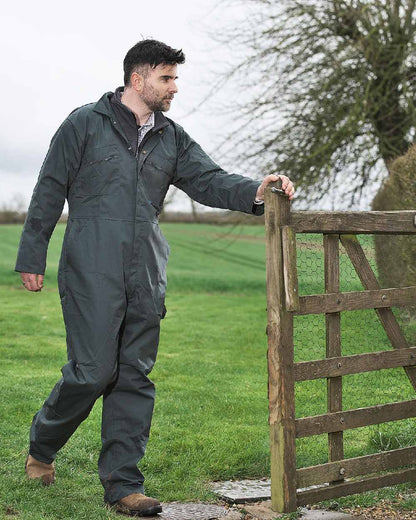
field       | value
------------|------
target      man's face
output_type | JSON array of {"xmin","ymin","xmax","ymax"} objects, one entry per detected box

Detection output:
[{"xmin": 140, "ymin": 63, "xmax": 178, "ymax": 112}]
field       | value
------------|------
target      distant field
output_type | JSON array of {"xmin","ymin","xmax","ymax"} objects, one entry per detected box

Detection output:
[{"xmin": 1, "ymin": 223, "xmax": 415, "ymax": 520}]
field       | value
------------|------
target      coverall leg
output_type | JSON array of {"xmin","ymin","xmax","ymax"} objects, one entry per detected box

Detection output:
[
  {"xmin": 28, "ymin": 265, "xmax": 126, "ymax": 465},
  {"xmin": 98, "ymin": 288, "xmax": 161, "ymax": 503}
]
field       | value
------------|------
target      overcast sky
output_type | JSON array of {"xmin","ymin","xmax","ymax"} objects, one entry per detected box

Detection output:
[
  {"xmin": 1, "ymin": 0, "xmax": 379, "ymax": 213},
  {"xmin": 1, "ymin": 0, "xmax": 245, "ymax": 211}
]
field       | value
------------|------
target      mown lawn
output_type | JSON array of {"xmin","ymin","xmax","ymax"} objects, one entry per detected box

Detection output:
[{"xmin": 0, "ymin": 222, "xmax": 415, "ymax": 519}]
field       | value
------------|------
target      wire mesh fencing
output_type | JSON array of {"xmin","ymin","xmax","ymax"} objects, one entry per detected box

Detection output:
[{"xmin": 294, "ymin": 233, "xmax": 416, "ymax": 469}]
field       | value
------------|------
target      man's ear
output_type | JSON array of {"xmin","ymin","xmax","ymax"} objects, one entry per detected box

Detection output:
[{"xmin": 130, "ymin": 72, "xmax": 144, "ymax": 93}]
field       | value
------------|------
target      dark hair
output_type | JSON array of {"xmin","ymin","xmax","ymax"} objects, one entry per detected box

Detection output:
[{"xmin": 124, "ymin": 39, "xmax": 185, "ymax": 85}]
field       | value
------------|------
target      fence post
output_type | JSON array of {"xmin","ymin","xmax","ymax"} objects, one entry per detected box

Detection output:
[
  {"xmin": 324, "ymin": 234, "xmax": 344, "ymax": 478},
  {"xmin": 265, "ymin": 183, "xmax": 297, "ymax": 513}
]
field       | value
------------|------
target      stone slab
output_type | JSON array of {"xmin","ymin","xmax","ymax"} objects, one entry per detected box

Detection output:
[
  {"xmin": 211, "ymin": 479, "xmax": 272, "ymax": 503},
  {"xmin": 130, "ymin": 502, "xmax": 228, "ymax": 520}
]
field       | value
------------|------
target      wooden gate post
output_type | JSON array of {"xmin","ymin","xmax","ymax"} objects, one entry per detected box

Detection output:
[
  {"xmin": 324, "ymin": 234, "xmax": 344, "ymax": 482},
  {"xmin": 265, "ymin": 183, "xmax": 297, "ymax": 512}
]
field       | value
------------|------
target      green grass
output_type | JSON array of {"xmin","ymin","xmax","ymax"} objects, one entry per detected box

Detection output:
[{"xmin": 1, "ymin": 223, "xmax": 415, "ymax": 519}]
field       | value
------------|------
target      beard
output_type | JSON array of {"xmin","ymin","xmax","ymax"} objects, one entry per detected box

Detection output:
[{"xmin": 141, "ymin": 82, "xmax": 173, "ymax": 112}]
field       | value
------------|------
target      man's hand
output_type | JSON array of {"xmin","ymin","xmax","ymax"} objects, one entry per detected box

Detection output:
[
  {"xmin": 20, "ymin": 272, "xmax": 44, "ymax": 292},
  {"xmin": 256, "ymin": 174, "xmax": 295, "ymax": 201}
]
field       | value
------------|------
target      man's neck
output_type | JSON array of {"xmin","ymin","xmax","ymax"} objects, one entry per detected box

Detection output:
[{"xmin": 121, "ymin": 87, "xmax": 152, "ymax": 126}]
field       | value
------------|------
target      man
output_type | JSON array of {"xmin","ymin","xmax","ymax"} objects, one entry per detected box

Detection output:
[{"xmin": 15, "ymin": 39, "xmax": 295, "ymax": 516}]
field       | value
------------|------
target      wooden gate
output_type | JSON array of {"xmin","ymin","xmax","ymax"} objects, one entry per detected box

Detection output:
[{"xmin": 264, "ymin": 183, "xmax": 416, "ymax": 513}]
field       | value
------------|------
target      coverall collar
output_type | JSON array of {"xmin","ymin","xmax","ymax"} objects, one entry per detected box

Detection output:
[{"xmin": 93, "ymin": 91, "xmax": 170, "ymax": 132}]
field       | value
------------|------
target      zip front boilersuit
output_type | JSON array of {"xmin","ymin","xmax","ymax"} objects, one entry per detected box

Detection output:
[{"xmin": 15, "ymin": 91, "xmax": 263, "ymax": 503}]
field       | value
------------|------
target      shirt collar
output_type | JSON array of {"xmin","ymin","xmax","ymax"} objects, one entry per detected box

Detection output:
[{"xmin": 142, "ymin": 111, "xmax": 155, "ymax": 129}]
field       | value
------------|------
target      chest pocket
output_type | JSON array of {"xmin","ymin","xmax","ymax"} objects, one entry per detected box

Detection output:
[
  {"xmin": 142, "ymin": 156, "xmax": 175, "ymax": 209},
  {"xmin": 74, "ymin": 144, "xmax": 120, "ymax": 197}
]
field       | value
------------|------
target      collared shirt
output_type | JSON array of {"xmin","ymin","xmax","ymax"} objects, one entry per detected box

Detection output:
[{"xmin": 137, "ymin": 112, "xmax": 155, "ymax": 147}]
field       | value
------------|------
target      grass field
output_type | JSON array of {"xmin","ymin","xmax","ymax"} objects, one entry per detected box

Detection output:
[{"xmin": 0, "ymin": 222, "xmax": 415, "ymax": 519}]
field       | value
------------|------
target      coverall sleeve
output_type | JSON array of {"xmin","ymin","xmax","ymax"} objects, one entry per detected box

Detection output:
[
  {"xmin": 172, "ymin": 128, "xmax": 264, "ymax": 216},
  {"xmin": 15, "ymin": 119, "xmax": 83, "ymax": 275}
]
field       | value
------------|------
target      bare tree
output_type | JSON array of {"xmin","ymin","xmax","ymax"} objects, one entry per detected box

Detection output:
[{"xmin": 212, "ymin": 0, "xmax": 416, "ymax": 206}]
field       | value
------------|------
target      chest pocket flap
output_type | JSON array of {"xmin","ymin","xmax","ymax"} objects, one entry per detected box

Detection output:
[{"xmin": 75, "ymin": 144, "xmax": 120, "ymax": 196}]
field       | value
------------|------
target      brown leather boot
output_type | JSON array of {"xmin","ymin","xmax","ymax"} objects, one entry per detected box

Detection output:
[
  {"xmin": 25, "ymin": 454, "xmax": 55, "ymax": 486},
  {"xmin": 114, "ymin": 493, "xmax": 162, "ymax": 516}
]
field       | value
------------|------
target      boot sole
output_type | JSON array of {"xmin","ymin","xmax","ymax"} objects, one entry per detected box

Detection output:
[{"xmin": 114, "ymin": 503, "xmax": 162, "ymax": 517}]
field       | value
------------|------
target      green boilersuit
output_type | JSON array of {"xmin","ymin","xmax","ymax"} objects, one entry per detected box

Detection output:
[{"xmin": 15, "ymin": 91, "xmax": 263, "ymax": 503}]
